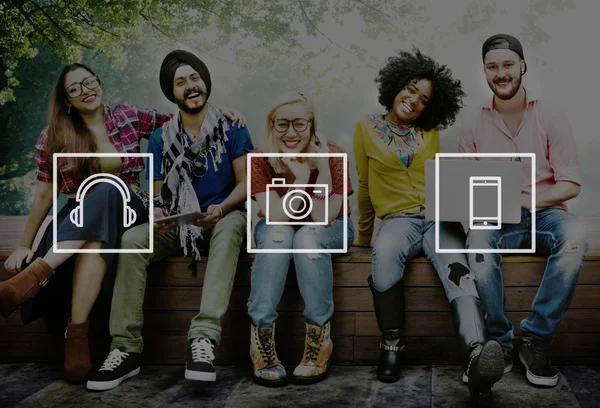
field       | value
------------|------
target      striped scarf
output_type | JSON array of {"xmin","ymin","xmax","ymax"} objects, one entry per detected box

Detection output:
[{"xmin": 154, "ymin": 103, "xmax": 229, "ymax": 260}]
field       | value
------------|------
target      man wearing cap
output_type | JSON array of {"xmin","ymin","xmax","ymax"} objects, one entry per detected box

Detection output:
[
  {"xmin": 459, "ymin": 34, "xmax": 587, "ymax": 387},
  {"xmin": 87, "ymin": 50, "xmax": 254, "ymax": 390}
]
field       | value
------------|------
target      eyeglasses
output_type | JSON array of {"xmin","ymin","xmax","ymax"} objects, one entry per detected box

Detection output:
[
  {"xmin": 65, "ymin": 76, "xmax": 101, "ymax": 98},
  {"xmin": 184, "ymin": 144, "xmax": 208, "ymax": 178},
  {"xmin": 273, "ymin": 118, "xmax": 312, "ymax": 133}
]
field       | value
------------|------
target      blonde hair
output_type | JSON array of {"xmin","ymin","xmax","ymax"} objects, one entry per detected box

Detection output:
[{"xmin": 263, "ymin": 91, "xmax": 319, "ymax": 174}]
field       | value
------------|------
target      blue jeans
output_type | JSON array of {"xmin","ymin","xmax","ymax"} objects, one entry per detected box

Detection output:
[
  {"xmin": 466, "ymin": 208, "xmax": 588, "ymax": 349},
  {"xmin": 372, "ymin": 213, "xmax": 478, "ymax": 301},
  {"xmin": 248, "ymin": 217, "xmax": 354, "ymax": 328}
]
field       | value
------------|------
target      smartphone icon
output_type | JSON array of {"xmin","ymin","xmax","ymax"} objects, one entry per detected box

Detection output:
[{"xmin": 469, "ymin": 177, "xmax": 502, "ymax": 230}]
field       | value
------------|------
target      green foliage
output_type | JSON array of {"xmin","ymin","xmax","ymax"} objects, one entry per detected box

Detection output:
[
  {"xmin": 0, "ymin": 0, "xmax": 584, "ymax": 215},
  {"xmin": 0, "ymin": 0, "xmax": 429, "ymax": 104},
  {"xmin": 0, "ymin": 47, "xmax": 62, "ymax": 182}
]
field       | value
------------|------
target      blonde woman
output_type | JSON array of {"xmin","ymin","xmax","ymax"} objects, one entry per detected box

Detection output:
[{"xmin": 248, "ymin": 92, "xmax": 354, "ymax": 387}]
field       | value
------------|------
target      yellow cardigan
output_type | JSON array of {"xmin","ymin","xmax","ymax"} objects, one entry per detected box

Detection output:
[{"xmin": 353, "ymin": 114, "xmax": 440, "ymax": 246}]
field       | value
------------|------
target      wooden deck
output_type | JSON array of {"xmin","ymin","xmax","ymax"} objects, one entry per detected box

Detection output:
[{"xmin": 1, "ymin": 216, "xmax": 599, "ymax": 365}]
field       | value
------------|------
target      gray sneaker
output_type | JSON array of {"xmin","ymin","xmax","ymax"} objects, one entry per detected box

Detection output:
[
  {"xmin": 463, "ymin": 348, "xmax": 513, "ymax": 384},
  {"xmin": 519, "ymin": 339, "xmax": 558, "ymax": 387}
]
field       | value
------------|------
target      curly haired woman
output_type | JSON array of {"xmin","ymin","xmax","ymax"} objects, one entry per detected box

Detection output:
[{"xmin": 353, "ymin": 49, "xmax": 504, "ymax": 406}]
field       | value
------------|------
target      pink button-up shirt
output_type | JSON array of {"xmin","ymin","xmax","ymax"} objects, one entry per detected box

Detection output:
[{"xmin": 459, "ymin": 89, "xmax": 581, "ymax": 211}]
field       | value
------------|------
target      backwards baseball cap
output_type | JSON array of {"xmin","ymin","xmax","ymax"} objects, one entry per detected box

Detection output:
[{"xmin": 482, "ymin": 34, "xmax": 527, "ymax": 74}]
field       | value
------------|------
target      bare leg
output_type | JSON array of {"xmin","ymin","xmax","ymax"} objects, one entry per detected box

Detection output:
[
  {"xmin": 71, "ymin": 241, "xmax": 106, "ymax": 324},
  {"xmin": 43, "ymin": 240, "xmax": 87, "ymax": 270}
]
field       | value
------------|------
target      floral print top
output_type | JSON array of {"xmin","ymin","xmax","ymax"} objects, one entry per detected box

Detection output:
[{"xmin": 368, "ymin": 114, "xmax": 423, "ymax": 167}]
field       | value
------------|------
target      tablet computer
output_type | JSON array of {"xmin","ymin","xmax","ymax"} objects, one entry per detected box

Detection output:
[{"xmin": 154, "ymin": 211, "xmax": 208, "ymax": 226}]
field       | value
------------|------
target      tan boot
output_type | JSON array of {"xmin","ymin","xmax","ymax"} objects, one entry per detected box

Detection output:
[
  {"xmin": 0, "ymin": 258, "xmax": 54, "ymax": 318},
  {"xmin": 64, "ymin": 319, "xmax": 91, "ymax": 383},
  {"xmin": 292, "ymin": 321, "xmax": 333, "ymax": 384},
  {"xmin": 250, "ymin": 323, "xmax": 287, "ymax": 387}
]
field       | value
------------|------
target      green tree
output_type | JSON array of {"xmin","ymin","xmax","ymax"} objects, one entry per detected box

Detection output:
[
  {"xmin": 0, "ymin": 47, "xmax": 62, "ymax": 182},
  {"xmin": 1, "ymin": 0, "xmax": 427, "ymax": 104},
  {"xmin": 0, "ymin": 0, "xmax": 580, "ymax": 215}
]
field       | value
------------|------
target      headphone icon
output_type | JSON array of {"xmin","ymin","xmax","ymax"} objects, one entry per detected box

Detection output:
[{"xmin": 69, "ymin": 173, "xmax": 137, "ymax": 228}]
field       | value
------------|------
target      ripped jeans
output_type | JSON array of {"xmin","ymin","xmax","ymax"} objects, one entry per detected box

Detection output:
[
  {"xmin": 372, "ymin": 213, "xmax": 478, "ymax": 301},
  {"xmin": 467, "ymin": 208, "xmax": 588, "ymax": 348},
  {"xmin": 248, "ymin": 217, "xmax": 354, "ymax": 328}
]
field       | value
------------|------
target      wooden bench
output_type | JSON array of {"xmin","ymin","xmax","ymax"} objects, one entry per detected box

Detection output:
[{"xmin": 1, "ymin": 216, "xmax": 599, "ymax": 365}]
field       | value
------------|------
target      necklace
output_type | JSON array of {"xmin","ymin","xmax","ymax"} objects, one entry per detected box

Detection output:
[{"xmin": 384, "ymin": 113, "xmax": 411, "ymax": 130}]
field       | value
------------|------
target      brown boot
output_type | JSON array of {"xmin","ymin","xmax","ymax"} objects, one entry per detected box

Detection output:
[
  {"xmin": 0, "ymin": 258, "xmax": 54, "ymax": 318},
  {"xmin": 64, "ymin": 319, "xmax": 91, "ymax": 383},
  {"xmin": 292, "ymin": 321, "xmax": 333, "ymax": 384}
]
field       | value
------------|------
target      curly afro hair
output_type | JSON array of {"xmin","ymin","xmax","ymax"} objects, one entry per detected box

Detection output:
[{"xmin": 376, "ymin": 48, "xmax": 465, "ymax": 130}]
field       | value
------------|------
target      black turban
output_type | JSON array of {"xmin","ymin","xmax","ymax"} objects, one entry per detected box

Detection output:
[{"xmin": 159, "ymin": 50, "xmax": 212, "ymax": 103}]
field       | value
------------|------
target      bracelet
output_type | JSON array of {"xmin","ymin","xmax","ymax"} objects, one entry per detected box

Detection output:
[
  {"xmin": 215, "ymin": 204, "xmax": 224, "ymax": 218},
  {"xmin": 312, "ymin": 188, "xmax": 335, "ymax": 201}
]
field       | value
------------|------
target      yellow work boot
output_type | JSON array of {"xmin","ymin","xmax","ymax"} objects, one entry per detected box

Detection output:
[
  {"xmin": 292, "ymin": 321, "xmax": 333, "ymax": 384},
  {"xmin": 249, "ymin": 323, "xmax": 287, "ymax": 387}
]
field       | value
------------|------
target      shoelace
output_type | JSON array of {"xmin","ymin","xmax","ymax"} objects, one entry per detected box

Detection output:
[
  {"xmin": 258, "ymin": 329, "xmax": 276, "ymax": 364},
  {"xmin": 466, "ymin": 352, "xmax": 478, "ymax": 376},
  {"xmin": 191, "ymin": 338, "xmax": 215, "ymax": 363},
  {"xmin": 305, "ymin": 327, "xmax": 322, "ymax": 362},
  {"xmin": 465, "ymin": 345, "xmax": 483, "ymax": 376},
  {"xmin": 99, "ymin": 349, "xmax": 130, "ymax": 371}
]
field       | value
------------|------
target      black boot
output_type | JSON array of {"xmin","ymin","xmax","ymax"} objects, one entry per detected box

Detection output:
[
  {"xmin": 452, "ymin": 296, "xmax": 504, "ymax": 408},
  {"xmin": 369, "ymin": 276, "xmax": 405, "ymax": 383}
]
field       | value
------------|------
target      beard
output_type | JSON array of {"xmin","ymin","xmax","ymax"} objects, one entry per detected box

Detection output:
[
  {"xmin": 175, "ymin": 89, "xmax": 207, "ymax": 114},
  {"xmin": 488, "ymin": 74, "xmax": 522, "ymax": 101}
]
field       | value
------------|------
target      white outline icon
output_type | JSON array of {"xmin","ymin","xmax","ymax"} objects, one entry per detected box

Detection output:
[
  {"xmin": 266, "ymin": 178, "xmax": 329, "ymax": 225},
  {"xmin": 53, "ymin": 153, "xmax": 154, "ymax": 254},
  {"xmin": 70, "ymin": 173, "xmax": 137, "ymax": 228},
  {"xmin": 435, "ymin": 153, "xmax": 536, "ymax": 254},
  {"xmin": 247, "ymin": 152, "xmax": 349, "ymax": 254},
  {"xmin": 469, "ymin": 176, "xmax": 501, "ymax": 230}
]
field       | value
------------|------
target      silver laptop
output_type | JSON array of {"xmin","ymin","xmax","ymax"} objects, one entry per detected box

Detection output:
[{"xmin": 425, "ymin": 159, "xmax": 522, "ymax": 227}]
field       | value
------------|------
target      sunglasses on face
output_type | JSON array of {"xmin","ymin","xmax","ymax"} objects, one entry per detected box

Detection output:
[
  {"xmin": 65, "ymin": 75, "xmax": 101, "ymax": 98},
  {"xmin": 185, "ymin": 144, "xmax": 208, "ymax": 178},
  {"xmin": 273, "ymin": 118, "xmax": 312, "ymax": 133}
]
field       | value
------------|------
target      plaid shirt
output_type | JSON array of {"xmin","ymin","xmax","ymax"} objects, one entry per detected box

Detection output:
[{"xmin": 35, "ymin": 104, "xmax": 172, "ymax": 194}]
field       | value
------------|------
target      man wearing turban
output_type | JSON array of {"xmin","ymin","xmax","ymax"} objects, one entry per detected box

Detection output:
[{"xmin": 88, "ymin": 50, "xmax": 254, "ymax": 390}]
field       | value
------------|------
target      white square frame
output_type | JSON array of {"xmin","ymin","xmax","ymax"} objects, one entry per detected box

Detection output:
[
  {"xmin": 53, "ymin": 153, "xmax": 154, "ymax": 254},
  {"xmin": 246, "ymin": 152, "xmax": 349, "ymax": 254},
  {"xmin": 435, "ymin": 153, "xmax": 536, "ymax": 254}
]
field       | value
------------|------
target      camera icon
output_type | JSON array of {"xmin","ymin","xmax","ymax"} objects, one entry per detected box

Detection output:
[{"xmin": 265, "ymin": 178, "xmax": 329, "ymax": 226}]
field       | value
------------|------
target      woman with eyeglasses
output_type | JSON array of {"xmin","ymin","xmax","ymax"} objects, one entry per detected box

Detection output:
[
  {"xmin": 247, "ymin": 91, "xmax": 354, "ymax": 387},
  {"xmin": 354, "ymin": 50, "xmax": 504, "ymax": 405},
  {"xmin": 0, "ymin": 63, "xmax": 244, "ymax": 383}
]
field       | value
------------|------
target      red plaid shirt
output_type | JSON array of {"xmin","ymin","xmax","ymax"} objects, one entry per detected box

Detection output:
[{"xmin": 35, "ymin": 104, "xmax": 172, "ymax": 194}]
